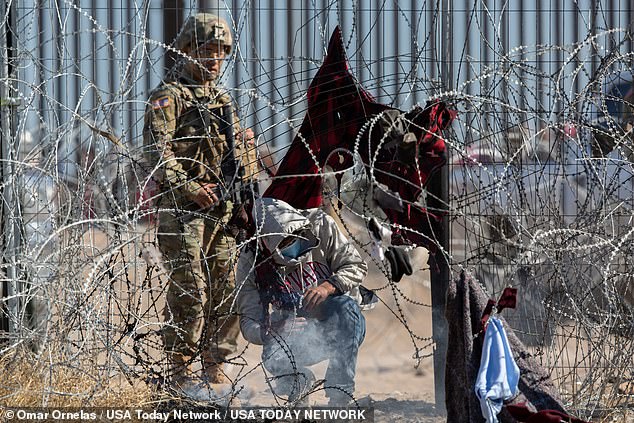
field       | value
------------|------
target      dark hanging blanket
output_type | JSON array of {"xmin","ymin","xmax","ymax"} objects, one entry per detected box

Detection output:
[{"xmin": 444, "ymin": 271, "xmax": 567, "ymax": 423}]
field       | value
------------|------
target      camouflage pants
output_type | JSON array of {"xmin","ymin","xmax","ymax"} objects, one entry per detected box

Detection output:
[{"xmin": 158, "ymin": 204, "xmax": 239, "ymax": 361}]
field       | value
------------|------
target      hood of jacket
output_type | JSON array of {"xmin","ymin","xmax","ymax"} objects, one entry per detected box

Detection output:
[{"xmin": 253, "ymin": 197, "xmax": 320, "ymax": 266}]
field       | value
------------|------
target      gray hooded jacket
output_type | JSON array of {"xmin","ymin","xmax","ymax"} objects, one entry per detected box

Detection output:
[{"xmin": 235, "ymin": 198, "xmax": 368, "ymax": 345}]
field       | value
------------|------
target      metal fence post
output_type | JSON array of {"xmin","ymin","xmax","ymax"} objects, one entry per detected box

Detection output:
[
  {"xmin": 429, "ymin": 0, "xmax": 453, "ymax": 413},
  {"xmin": 0, "ymin": 0, "xmax": 21, "ymax": 339},
  {"xmin": 429, "ymin": 165, "xmax": 449, "ymax": 414},
  {"xmin": 0, "ymin": 0, "xmax": 7, "ymax": 337},
  {"xmin": 199, "ymin": 0, "xmax": 221, "ymax": 13},
  {"xmin": 164, "ymin": 0, "xmax": 184, "ymax": 71}
]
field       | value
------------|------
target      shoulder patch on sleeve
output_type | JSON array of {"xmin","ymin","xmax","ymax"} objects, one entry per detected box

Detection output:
[{"xmin": 152, "ymin": 96, "xmax": 171, "ymax": 110}]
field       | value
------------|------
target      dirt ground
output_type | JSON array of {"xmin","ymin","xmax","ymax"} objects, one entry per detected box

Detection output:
[
  {"xmin": 49, "ymin": 225, "xmax": 634, "ymax": 422},
  {"xmin": 15, "ymin": 225, "xmax": 634, "ymax": 421},
  {"xmin": 63, "ymin": 226, "xmax": 446, "ymax": 421}
]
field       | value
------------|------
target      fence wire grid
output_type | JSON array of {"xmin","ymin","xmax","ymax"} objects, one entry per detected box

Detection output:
[{"xmin": 1, "ymin": 0, "xmax": 634, "ymax": 420}]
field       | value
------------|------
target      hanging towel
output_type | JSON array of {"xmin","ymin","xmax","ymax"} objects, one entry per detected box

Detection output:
[
  {"xmin": 445, "ymin": 272, "xmax": 567, "ymax": 423},
  {"xmin": 475, "ymin": 316, "xmax": 520, "ymax": 423}
]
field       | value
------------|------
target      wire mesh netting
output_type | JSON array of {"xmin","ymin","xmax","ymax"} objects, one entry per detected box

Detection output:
[
  {"xmin": 446, "ymin": 4, "xmax": 634, "ymax": 420},
  {"xmin": 0, "ymin": 0, "xmax": 633, "ymax": 421}
]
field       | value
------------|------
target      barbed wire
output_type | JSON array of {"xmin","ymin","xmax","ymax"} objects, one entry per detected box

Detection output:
[{"xmin": 1, "ymin": 0, "xmax": 634, "ymax": 420}]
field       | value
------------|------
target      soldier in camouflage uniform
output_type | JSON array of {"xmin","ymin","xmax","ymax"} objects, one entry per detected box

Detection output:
[{"xmin": 143, "ymin": 13, "xmax": 257, "ymax": 398}]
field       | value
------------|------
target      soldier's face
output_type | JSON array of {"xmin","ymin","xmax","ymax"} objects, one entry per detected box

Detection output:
[{"xmin": 186, "ymin": 41, "xmax": 226, "ymax": 82}]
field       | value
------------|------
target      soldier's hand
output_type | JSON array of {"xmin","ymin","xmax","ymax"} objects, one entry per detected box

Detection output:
[
  {"xmin": 192, "ymin": 182, "xmax": 219, "ymax": 209},
  {"xmin": 303, "ymin": 281, "xmax": 336, "ymax": 311}
]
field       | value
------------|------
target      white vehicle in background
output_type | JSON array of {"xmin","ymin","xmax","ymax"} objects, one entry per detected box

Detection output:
[{"xmin": 449, "ymin": 117, "xmax": 634, "ymax": 345}]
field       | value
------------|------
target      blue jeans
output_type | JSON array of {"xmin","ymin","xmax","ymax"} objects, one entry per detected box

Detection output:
[{"xmin": 262, "ymin": 295, "xmax": 366, "ymax": 401}]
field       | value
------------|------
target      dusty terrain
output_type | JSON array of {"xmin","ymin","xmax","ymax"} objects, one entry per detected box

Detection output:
[
  {"xmin": 7, "ymin": 224, "xmax": 634, "ymax": 422},
  {"xmin": 4, "ymin": 224, "xmax": 443, "ymax": 421}
]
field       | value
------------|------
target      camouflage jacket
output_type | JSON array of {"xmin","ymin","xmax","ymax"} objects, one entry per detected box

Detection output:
[{"xmin": 143, "ymin": 77, "xmax": 257, "ymax": 205}]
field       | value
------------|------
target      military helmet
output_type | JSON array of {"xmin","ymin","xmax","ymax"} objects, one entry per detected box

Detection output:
[{"xmin": 175, "ymin": 13, "xmax": 233, "ymax": 54}]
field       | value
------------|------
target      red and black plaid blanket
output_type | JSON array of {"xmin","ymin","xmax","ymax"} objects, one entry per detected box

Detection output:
[{"xmin": 263, "ymin": 26, "xmax": 456, "ymax": 250}]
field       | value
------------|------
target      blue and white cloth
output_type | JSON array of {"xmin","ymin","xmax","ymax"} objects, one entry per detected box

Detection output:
[{"xmin": 474, "ymin": 316, "xmax": 520, "ymax": 423}]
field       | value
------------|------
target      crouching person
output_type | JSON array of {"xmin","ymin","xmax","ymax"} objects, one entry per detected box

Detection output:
[{"xmin": 235, "ymin": 197, "xmax": 367, "ymax": 406}]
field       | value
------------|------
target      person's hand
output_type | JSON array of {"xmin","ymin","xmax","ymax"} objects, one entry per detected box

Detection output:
[
  {"xmin": 303, "ymin": 281, "xmax": 336, "ymax": 311},
  {"xmin": 239, "ymin": 128, "xmax": 255, "ymax": 145},
  {"xmin": 192, "ymin": 182, "xmax": 219, "ymax": 209}
]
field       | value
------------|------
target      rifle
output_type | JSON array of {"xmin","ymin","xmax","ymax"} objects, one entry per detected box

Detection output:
[
  {"xmin": 220, "ymin": 103, "xmax": 258, "ymax": 239},
  {"xmin": 177, "ymin": 102, "xmax": 256, "ymax": 224},
  {"xmin": 220, "ymin": 102, "xmax": 242, "ymax": 205}
]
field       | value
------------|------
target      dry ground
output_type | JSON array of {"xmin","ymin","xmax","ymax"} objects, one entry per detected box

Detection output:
[
  {"xmin": 6, "ymin": 224, "xmax": 633, "ymax": 422},
  {"xmin": 1, "ymin": 226, "xmax": 445, "ymax": 422}
]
